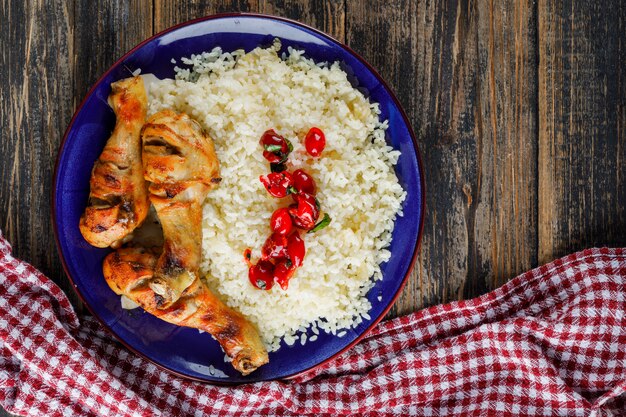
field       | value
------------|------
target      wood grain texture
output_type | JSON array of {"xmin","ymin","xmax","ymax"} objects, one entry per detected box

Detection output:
[
  {"xmin": 260, "ymin": 0, "xmax": 345, "ymax": 41},
  {"xmin": 154, "ymin": 0, "xmax": 345, "ymax": 42},
  {"xmin": 347, "ymin": 0, "xmax": 538, "ymax": 317},
  {"xmin": 538, "ymin": 0, "xmax": 626, "ymax": 263},
  {"xmin": 73, "ymin": 0, "xmax": 153, "ymax": 100},
  {"xmin": 154, "ymin": 0, "xmax": 260, "ymax": 32},
  {"xmin": 0, "ymin": 0, "xmax": 78, "ymax": 306}
]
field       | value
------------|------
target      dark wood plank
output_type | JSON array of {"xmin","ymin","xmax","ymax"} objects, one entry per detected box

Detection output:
[
  {"xmin": 471, "ymin": 0, "xmax": 538, "ymax": 291},
  {"xmin": 261, "ymin": 0, "xmax": 345, "ymax": 42},
  {"xmin": 538, "ymin": 0, "xmax": 626, "ymax": 263},
  {"xmin": 347, "ymin": 0, "xmax": 538, "ymax": 317},
  {"xmin": 0, "ymin": 0, "xmax": 78, "ymax": 308},
  {"xmin": 154, "ymin": 0, "xmax": 344, "ymax": 42},
  {"xmin": 154, "ymin": 0, "xmax": 260, "ymax": 32},
  {"xmin": 74, "ymin": 0, "xmax": 154, "ymax": 100}
]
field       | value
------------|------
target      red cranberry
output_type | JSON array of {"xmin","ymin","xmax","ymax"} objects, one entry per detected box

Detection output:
[
  {"xmin": 292, "ymin": 169, "xmax": 316, "ymax": 195},
  {"xmin": 287, "ymin": 232, "xmax": 306, "ymax": 267},
  {"xmin": 261, "ymin": 233, "xmax": 288, "ymax": 260},
  {"xmin": 259, "ymin": 172, "xmax": 294, "ymax": 198},
  {"xmin": 288, "ymin": 193, "xmax": 320, "ymax": 230},
  {"xmin": 273, "ymin": 260, "xmax": 297, "ymax": 290},
  {"xmin": 260, "ymin": 129, "xmax": 290, "ymax": 163},
  {"xmin": 248, "ymin": 260, "xmax": 274, "ymax": 290},
  {"xmin": 270, "ymin": 208, "xmax": 293, "ymax": 236},
  {"xmin": 305, "ymin": 127, "xmax": 326, "ymax": 157}
]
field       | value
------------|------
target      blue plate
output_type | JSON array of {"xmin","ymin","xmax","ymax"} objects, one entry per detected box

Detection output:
[{"xmin": 53, "ymin": 13, "xmax": 425, "ymax": 383}]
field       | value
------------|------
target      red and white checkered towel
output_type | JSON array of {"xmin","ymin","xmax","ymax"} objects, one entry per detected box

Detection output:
[{"xmin": 0, "ymin": 232, "xmax": 625, "ymax": 417}]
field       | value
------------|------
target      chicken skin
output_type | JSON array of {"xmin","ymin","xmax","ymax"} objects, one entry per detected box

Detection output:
[
  {"xmin": 141, "ymin": 110, "xmax": 221, "ymax": 307},
  {"xmin": 79, "ymin": 76, "xmax": 150, "ymax": 248},
  {"xmin": 103, "ymin": 246, "xmax": 269, "ymax": 375}
]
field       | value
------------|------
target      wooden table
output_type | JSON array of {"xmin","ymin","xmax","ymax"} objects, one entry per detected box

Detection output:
[{"xmin": 1, "ymin": 1, "xmax": 624, "ymax": 413}]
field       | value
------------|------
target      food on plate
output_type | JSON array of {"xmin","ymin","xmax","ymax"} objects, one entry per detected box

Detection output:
[
  {"xmin": 79, "ymin": 76, "xmax": 149, "ymax": 248},
  {"xmin": 141, "ymin": 110, "xmax": 221, "ymax": 307},
  {"xmin": 103, "ymin": 246, "xmax": 268, "ymax": 375},
  {"xmin": 81, "ymin": 39, "xmax": 406, "ymax": 374},
  {"xmin": 147, "ymin": 41, "xmax": 406, "ymax": 351}
]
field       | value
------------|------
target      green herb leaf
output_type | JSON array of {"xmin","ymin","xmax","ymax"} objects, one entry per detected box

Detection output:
[
  {"xmin": 285, "ymin": 259, "xmax": 293, "ymax": 268},
  {"xmin": 264, "ymin": 144, "xmax": 283, "ymax": 153},
  {"xmin": 256, "ymin": 280, "xmax": 267, "ymax": 290},
  {"xmin": 287, "ymin": 186, "xmax": 298, "ymax": 195},
  {"xmin": 286, "ymin": 138, "xmax": 294, "ymax": 153},
  {"xmin": 270, "ymin": 163, "xmax": 286, "ymax": 173},
  {"xmin": 309, "ymin": 213, "xmax": 332, "ymax": 233}
]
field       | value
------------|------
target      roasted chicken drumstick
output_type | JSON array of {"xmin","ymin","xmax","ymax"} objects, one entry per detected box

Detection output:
[
  {"xmin": 103, "ymin": 247, "xmax": 269, "ymax": 375},
  {"xmin": 79, "ymin": 76, "xmax": 150, "ymax": 248},
  {"xmin": 141, "ymin": 110, "xmax": 221, "ymax": 307}
]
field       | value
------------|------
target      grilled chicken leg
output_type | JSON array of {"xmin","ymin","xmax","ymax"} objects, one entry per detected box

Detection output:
[
  {"xmin": 141, "ymin": 110, "xmax": 221, "ymax": 307},
  {"xmin": 103, "ymin": 247, "xmax": 269, "ymax": 375},
  {"xmin": 79, "ymin": 76, "xmax": 150, "ymax": 248}
]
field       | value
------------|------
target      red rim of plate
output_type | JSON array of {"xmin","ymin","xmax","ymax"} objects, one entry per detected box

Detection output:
[{"xmin": 51, "ymin": 12, "xmax": 426, "ymax": 384}]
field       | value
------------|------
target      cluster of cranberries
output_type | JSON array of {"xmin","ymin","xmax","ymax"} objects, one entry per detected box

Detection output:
[{"xmin": 246, "ymin": 128, "xmax": 331, "ymax": 291}]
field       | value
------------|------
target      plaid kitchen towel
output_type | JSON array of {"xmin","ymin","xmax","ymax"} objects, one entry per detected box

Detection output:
[{"xmin": 0, "ymin": 232, "xmax": 624, "ymax": 417}]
